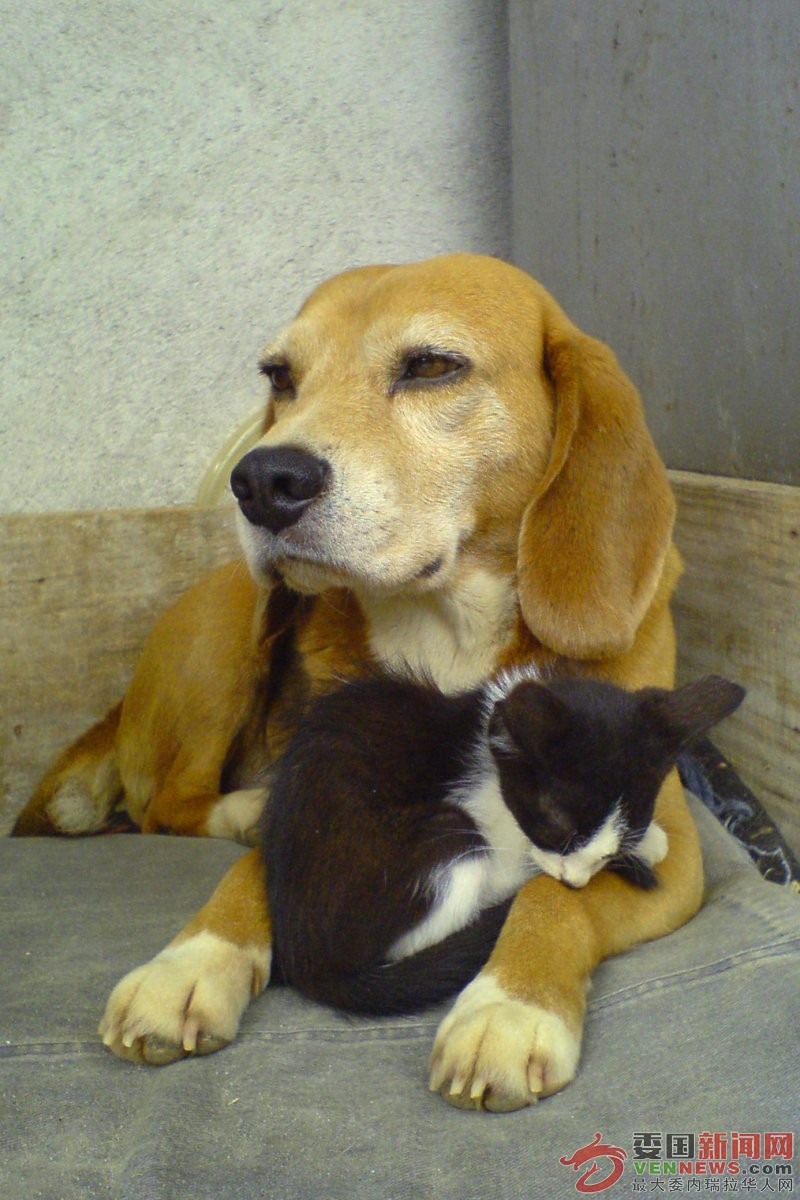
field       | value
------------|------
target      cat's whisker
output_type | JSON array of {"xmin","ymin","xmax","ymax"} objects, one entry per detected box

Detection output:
[
  {"xmin": 619, "ymin": 830, "xmax": 646, "ymax": 852},
  {"xmin": 613, "ymin": 846, "xmax": 644, "ymax": 865},
  {"xmin": 420, "ymin": 846, "xmax": 492, "ymax": 874},
  {"xmin": 420, "ymin": 830, "xmax": 490, "ymax": 846}
]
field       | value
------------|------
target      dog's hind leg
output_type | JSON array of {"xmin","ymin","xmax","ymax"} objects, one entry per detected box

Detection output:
[{"xmin": 12, "ymin": 702, "xmax": 123, "ymax": 836}]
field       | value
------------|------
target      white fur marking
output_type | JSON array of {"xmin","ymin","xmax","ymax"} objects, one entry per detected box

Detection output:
[
  {"xmin": 638, "ymin": 820, "xmax": 668, "ymax": 866},
  {"xmin": 49, "ymin": 782, "xmax": 112, "ymax": 835},
  {"xmin": 363, "ymin": 570, "xmax": 518, "ymax": 694},
  {"xmin": 99, "ymin": 931, "xmax": 271, "ymax": 1059},
  {"xmin": 454, "ymin": 768, "xmax": 540, "ymax": 899},
  {"xmin": 527, "ymin": 804, "xmax": 624, "ymax": 888},
  {"xmin": 205, "ymin": 788, "xmax": 266, "ymax": 841},
  {"xmin": 390, "ymin": 756, "xmax": 542, "ymax": 961},
  {"xmin": 480, "ymin": 661, "xmax": 544, "ymax": 709},
  {"xmin": 389, "ymin": 857, "xmax": 488, "ymax": 960},
  {"xmin": 430, "ymin": 972, "xmax": 581, "ymax": 1107}
]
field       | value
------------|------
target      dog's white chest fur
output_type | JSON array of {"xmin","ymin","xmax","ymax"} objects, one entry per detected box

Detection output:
[
  {"xmin": 388, "ymin": 764, "xmax": 536, "ymax": 961},
  {"xmin": 362, "ymin": 569, "xmax": 517, "ymax": 695}
]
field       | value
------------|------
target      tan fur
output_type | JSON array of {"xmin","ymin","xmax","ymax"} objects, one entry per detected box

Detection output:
[
  {"xmin": 13, "ymin": 701, "xmax": 123, "ymax": 836},
  {"xmin": 17, "ymin": 253, "xmax": 702, "ymax": 1111}
]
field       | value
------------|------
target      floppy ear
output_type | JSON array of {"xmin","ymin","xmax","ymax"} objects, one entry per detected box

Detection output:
[{"xmin": 517, "ymin": 303, "xmax": 676, "ymax": 659}]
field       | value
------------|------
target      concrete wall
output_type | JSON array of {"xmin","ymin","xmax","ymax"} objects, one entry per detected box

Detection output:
[
  {"xmin": 1, "ymin": 0, "xmax": 510, "ymax": 513},
  {"xmin": 511, "ymin": 0, "xmax": 798, "ymax": 484}
]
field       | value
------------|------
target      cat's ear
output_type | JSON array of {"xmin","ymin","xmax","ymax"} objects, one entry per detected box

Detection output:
[
  {"xmin": 489, "ymin": 682, "xmax": 572, "ymax": 760},
  {"xmin": 638, "ymin": 675, "xmax": 746, "ymax": 758}
]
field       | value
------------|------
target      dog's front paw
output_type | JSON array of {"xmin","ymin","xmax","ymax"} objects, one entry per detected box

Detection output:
[
  {"xmin": 428, "ymin": 974, "xmax": 581, "ymax": 1112},
  {"xmin": 98, "ymin": 931, "xmax": 270, "ymax": 1065}
]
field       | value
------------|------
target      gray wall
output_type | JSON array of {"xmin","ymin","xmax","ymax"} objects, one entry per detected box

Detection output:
[
  {"xmin": 1, "ymin": 0, "xmax": 510, "ymax": 513},
  {"xmin": 510, "ymin": 0, "xmax": 798, "ymax": 485}
]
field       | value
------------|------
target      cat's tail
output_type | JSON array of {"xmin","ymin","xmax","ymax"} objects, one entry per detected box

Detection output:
[{"xmin": 278, "ymin": 900, "xmax": 513, "ymax": 1017}]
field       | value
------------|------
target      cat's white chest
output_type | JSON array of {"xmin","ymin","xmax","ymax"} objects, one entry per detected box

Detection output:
[
  {"xmin": 456, "ymin": 768, "xmax": 536, "ymax": 900},
  {"xmin": 387, "ymin": 765, "xmax": 535, "ymax": 961}
]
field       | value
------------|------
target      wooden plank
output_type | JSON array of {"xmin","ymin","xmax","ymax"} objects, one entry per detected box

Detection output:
[
  {"xmin": 0, "ymin": 505, "xmax": 239, "ymax": 834},
  {"xmin": 2, "ymin": 476, "xmax": 798, "ymax": 852},
  {"xmin": 670, "ymin": 470, "xmax": 800, "ymax": 850}
]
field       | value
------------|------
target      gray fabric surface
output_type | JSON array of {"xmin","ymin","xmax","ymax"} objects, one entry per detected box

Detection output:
[{"xmin": 2, "ymin": 794, "xmax": 798, "ymax": 1200}]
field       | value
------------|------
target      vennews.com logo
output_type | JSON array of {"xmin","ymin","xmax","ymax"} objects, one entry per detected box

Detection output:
[{"xmin": 559, "ymin": 1130, "xmax": 795, "ymax": 1193}]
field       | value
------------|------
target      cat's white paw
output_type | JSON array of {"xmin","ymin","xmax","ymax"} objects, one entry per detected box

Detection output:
[
  {"xmin": 98, "ymin": 931, "xmax": 270, "ymax": 1065},
  {"xmin": 428, "ymin": 974, "xmax": 581, "ymax": 1112},
  {"xmin": 205, "ymin": 788, "xmax": 266, "ymax": 844},
  {"xmin": 640, "ymin": 819, "xmax": 669, "ymax": 866}
]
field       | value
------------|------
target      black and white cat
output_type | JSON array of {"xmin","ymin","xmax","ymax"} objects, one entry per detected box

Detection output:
[{"xmin": 262, "ymin": 669, "xmax": 744, "ymax": 1016}]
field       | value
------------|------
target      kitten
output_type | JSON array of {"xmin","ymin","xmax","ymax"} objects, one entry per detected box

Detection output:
[{"xmin": 262, "ymin": 670, "xmax": 744, "ymax": 1016}]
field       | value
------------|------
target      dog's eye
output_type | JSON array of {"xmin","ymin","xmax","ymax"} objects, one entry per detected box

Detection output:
[
  {"xmin": 397, "ymin": 350, "xmax": 468, "ymax": 388},
  {"xmin": 259, "ymin": 360, "xmax": 295, "ymax": 396}
]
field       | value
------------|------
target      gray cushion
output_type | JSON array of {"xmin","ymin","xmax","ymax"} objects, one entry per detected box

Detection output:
[{"xmin": 2, "ymin": 794, "xmax": 798, "ymax": 1199}]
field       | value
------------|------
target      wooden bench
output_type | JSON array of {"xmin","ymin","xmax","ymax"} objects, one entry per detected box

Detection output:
[{"xmin": 2, "ymin": 471, "xmax": 798, "ymax": 849}]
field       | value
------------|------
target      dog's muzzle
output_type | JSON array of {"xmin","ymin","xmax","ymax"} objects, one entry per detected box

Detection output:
[{"xmin": 230, "ymin": 447, "xmax": 331, "ymax": 533}]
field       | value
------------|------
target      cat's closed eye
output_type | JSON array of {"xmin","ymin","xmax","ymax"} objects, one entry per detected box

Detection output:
[{"xmin": 535, "ymin": 825, "xmax": 582, "ymax": 853}]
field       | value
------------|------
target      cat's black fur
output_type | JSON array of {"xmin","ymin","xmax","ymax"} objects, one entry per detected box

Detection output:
[{"xmin": 262, "ymin": 670, "xmax": 744, "ymax": 1016}]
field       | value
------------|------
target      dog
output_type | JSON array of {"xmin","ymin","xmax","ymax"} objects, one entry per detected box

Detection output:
[{"xmin": 14, "ymin": 253, "xmax": 701, "ymax": 1111}]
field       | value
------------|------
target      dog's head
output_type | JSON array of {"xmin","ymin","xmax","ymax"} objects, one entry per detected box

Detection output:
[{"xmin": 232, "ymin": 253, "xmax": 674, "ymax": 660}]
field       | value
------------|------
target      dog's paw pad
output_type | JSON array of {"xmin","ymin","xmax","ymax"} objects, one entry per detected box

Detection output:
[
  {"xmin": 429, "ymin": 974, "xmax": 581, "ymax": 1112},
  {"xmin": 195, "ymin": 1032, "xmax": 230, "ymax": 1057},
  {"xmin": 139, "ymin": 1034, "xmax": 189, "ymax": 1067}
]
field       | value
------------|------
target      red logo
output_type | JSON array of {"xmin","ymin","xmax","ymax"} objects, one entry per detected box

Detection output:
[{"xmin": 560, "ymin": 1132, "xmax": 628, "ymax": 1193}]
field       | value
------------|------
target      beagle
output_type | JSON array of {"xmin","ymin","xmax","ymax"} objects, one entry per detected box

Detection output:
[{"xmin": 16, "ymin": 254, "xmax": 700, "ymax": 1112}]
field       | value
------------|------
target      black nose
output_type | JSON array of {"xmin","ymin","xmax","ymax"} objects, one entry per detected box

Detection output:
[{"xmin": 230, "ymin": 447, "xmax": 331, "ymax": 533}]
